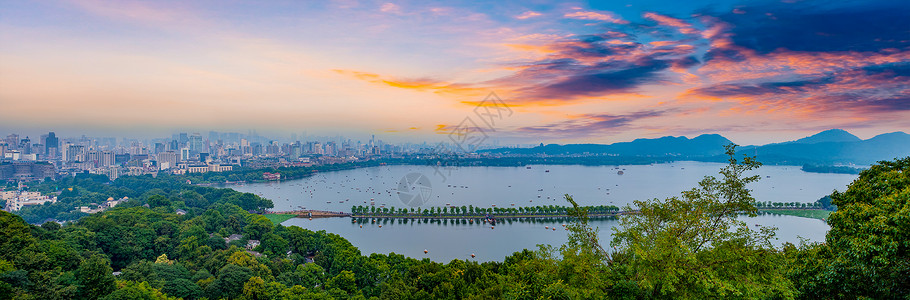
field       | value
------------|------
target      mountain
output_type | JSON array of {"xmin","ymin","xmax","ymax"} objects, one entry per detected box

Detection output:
[
  {"xmin": 792, "ymin": 129, "xmax": 861, "ymax": 144},
  {"xmin": 737, "ymin": 131, "xmax": 910, "ymax": 165},
  {"xmin": 481, "ymin": 134, "xmax": 732, "ymax": 157},
  {"xmin": 481, "ymin": 130, "xmax": 910, "ymax": 165}
]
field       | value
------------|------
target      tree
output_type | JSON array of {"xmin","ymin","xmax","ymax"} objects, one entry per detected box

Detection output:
[
  {"xmin": 609, "ymin": 144, "xmax": 793, "ymax": 298},
  {"xmin": 244, "ymin": 215, "xmax": 273, "ymax": 240},
  {"xmin": 0, "ymin": 212, "xmax": 35, "ymax": 261},
  {"xmin": 788, "ymin": 157, "xmax": 910, "ymax": 298},
  {"xmin": 146, "ymin": 195, "xmax": 171, "ymax": 208},
  {"xmin": 259, "ymin": 232, "xmax": 289, "ymax": 257},
  {"xmin": 103, "ymin": 281, "xmax": 174, "ymax": 300},
  {"xmin": 76, "ymin": 255, "xmax": 116, "ymax": 299},
  {"xmin": 325, "ymin": 270, "xmax": 357, "ymax": 295},
  {"xmin": 205, "ymin": 264, "xmax": 252, "ymax": 299}
]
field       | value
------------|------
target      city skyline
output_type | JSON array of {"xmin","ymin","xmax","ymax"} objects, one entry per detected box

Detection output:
[{"xmin": 1, "ymin": 0, "xmax": 908, "ymax": 144}]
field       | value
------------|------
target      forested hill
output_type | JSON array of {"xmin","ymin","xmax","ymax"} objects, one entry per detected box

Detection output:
[
  {"xmin": 480, "ymin": 129, "xmax": 910, "ymax": 165},
  {"xmin": 734, "ymin": 130, "xmax": 910, "ymax": 165},
  {"xmin": 481, "ymin": 134, "xmax": 732, "ymax": 157}
]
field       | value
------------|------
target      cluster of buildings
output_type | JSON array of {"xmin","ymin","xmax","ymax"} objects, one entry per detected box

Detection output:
[
  {"xmin": 0, "ymin": 131, "xmax": 441, "ymax": 183},
  {"xmin": 1, "ymin": 186, "xmax": 57, "ymax": 212},
  {"xmin": 76, "ymin": 196, "xmax": 129, "ymax": 214}
]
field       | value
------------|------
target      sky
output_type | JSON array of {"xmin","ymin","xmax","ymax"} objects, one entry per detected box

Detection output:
[{"xmin": 0, "ymin": 0, "xmax": 908, "ymax": 145}]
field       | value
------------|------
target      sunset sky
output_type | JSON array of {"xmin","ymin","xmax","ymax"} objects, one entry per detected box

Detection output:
[{"xmin": 1, "ymin": 0, "xmax": 908, "ymax": 145}]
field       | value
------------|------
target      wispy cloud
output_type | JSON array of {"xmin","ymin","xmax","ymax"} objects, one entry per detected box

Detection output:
[
  {"xmin": 564, "ymin": 10, "xmax": 628, "ymax": 24},
  {"xmin": 515, "ymin": 11, "xmax": 542, "ymax": 20},
  {"xmin": 518, "ymin": 110, "xmax": 671, "ymax": 138}
]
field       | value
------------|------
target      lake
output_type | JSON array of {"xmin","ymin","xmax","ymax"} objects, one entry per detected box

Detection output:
[{"xmin": 229, "ymin": 162, "xmax": 856, "ymax": 261}]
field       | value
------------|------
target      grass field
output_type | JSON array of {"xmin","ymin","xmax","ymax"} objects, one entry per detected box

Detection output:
[
  {"xmin": 760, "ymin": 209, "xmax": 832, "ymax": 221},
  {"xmin": 264, "ymin": 214, "xmax": 297, "ymax": 225}
]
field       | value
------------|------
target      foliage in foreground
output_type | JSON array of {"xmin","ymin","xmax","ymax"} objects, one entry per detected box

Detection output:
[
  {"xmin": 787, "ymin": 157, "xmax": 910, "ymax": 299},
  {"xmin": 0, "ymin": 146, "xmax": 907, "ymax": 299}
]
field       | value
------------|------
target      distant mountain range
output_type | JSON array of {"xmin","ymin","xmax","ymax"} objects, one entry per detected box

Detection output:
[{"xmin": 480, "ymin": 129, "xmax": 910, "ymax": 165}]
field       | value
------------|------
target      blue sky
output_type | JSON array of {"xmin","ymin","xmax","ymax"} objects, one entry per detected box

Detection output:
[{"xmin": 1, "ymin": 0, "xmax": 907, "ymax": 144}]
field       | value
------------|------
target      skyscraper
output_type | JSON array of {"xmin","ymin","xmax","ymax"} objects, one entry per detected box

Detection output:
[
  {"xmin": 180, "ymin": 148, "xmax": 191, "ymax": 161},
  {"xmin": 44, "ymin": 132, "xmax": 58, "ymax": 157},
  {"xmin": 101, "ymin": 151, "xmax": 115, "ymax": 167},
  {"xmin": 189, "ymin": 133, "xmax": 203, "ymax": 157},
  {"xmin": 158, "ymin": 151, "xmax": 178, "ymax": 170},
  {"xmin": 5, "ymin": 134, "xmax": 18, "ymax": 150}
]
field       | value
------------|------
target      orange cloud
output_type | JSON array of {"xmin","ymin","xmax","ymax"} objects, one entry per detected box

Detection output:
[
  {"xmin": 333, "ymin": 69, "xmax": 487, "ymax": 97},
  {"xmin": 643, "ymin": 12, "xmax": 699, "ymax": 35}
]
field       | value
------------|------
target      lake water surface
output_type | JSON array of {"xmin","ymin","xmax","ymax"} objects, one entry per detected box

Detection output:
[{"xmin": 229, "ymin": 162, "xmax": 856, "ymax": 261}]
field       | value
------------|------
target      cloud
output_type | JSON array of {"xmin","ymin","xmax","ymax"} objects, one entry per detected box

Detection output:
[
  {"xmin": 863, "ymin": 63, "xmax": 910, "ymax": 78},
  {"xmin": 564, "ymin": 11, "xmax": 628, "ymax": 24},
  {"xmin": 332, "ymin": 0, "xmax": 909, "ymax": 132},
  {"xmin": 522, "ymin": 58, "xmax": 671, "ymax": 100},
  {"xmin": 515, "ymin": 11, "xmax": 542, "ymax": 20},
  {"xmin": 64, "ymin": 0, "xmax": 208, "ymax": 30},
  {"xmin": 380, "ymin": 2, "xmax": 402, "ymax": 14},
  {"xmin": 517, "ymin": 110, "xmax": 669, "ymax": 138},
  {"xmin": 643, "ymin": 12, "xmax": 699, "ymax": 35},
  {"xmin": 693, "ymin": 77, "xmax": 834, "ymax": 97},
  {"xmin": 333, "ymin": 69, "xmax": 486, "ymax": 97},
  {"xmin": 711, "ymin": 1, "xmax": 910, "ymax": 54}
]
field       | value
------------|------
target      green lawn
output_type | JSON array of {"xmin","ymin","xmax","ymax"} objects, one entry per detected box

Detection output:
[
  {"xmin": 760, "ymin": 209, "xmax": 832, "ymax": 221},
  {"xmin": 264, "ymin": 214, "xmax": 296, "ymax": 225}
]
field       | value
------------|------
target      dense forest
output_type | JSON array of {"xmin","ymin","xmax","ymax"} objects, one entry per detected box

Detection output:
[
  {"xmin": 0, "ymin": 146, "xmax": 907, "ymax": 299},
  {"xmin": 8, "ymin": 173, "xmax": 273, "ymax": 224}
]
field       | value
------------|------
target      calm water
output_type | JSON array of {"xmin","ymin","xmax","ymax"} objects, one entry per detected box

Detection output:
[
  {"xmin": 229, "ymin": 162, "xmax": 856, "ymax": 261},
  {"xmin": 282, "ymin": 214, "xmax": 830, "ymax": 262}
]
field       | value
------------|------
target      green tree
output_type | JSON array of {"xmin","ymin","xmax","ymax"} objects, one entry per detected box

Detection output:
[
  {"xmin": 325, "ymin": 270, "xmax": 358, "ymax": 295},
  {"xmin": 244, "ymin": 215, "xmax": 273, "ymax": 240},
  {"xmin": 205, "ymin": 264, "xmax": 252, "ymax": 299},
  {"xmin": 103, "ymin": 281, "xmax": 174, "ymax": 300},
  {"xmin": 76, "ymin": 255, "xmax": 116, "ymax": 299},
  {"xmin": 146, "ymin": 195, "xmax": 171, "ymax": 208},
  {"xmin": 788, "ymin": 157, "xmax": 910, "ymax": 298},
  {"xmin": 0, "ymin": 212, "xmax": 35, "ymax": 261},
  {"xmin": 610, "ymin": 144, "xmax": 794, "ymax": 298}
]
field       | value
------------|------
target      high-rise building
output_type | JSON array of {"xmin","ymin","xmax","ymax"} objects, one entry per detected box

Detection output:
[
  {"xmin": 189, "ymin": 133, "xmax": 203, "ymax": 157},
  {"xmin": 5, "ymin": 134, "xmax": 18, "ymax": 150},
  {"xmin": 19, "ymin": 137, "xmax": 31, "ymax": 154},
  {"xmin": 64, "ymin": 144, "xmax": 85, "ymax": 162},
  {"xmin": 44, "ymin": 132, "xmax": 58, "ymax": 157},
  {"xmin": 178, "ymin": 133, "xmax": 188, "ymax": 147},
  {"xmin": 158, "ymin": 151, "xmax": 178, "ymax": 170},
  {"xmin": 101, "ymin": 151, "xmax": 115, "ymax": 167},
  {"xmin": 180, "ymin": 148, "xmax": 191, "ymax": 161},
  {"xmin": 154, "ymin": 142, "xmax": 165, "ymax": 154},
  {"xmin": 85, "ymin": 150, "xmax": 101, "ymax": 167}
]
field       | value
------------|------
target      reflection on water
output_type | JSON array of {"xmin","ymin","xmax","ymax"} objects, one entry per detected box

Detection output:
[
  {"xmin": 283, "ymin": 213, "xmax": 830, "ymax": 262},
  {"xmin": 228, "ymin": 163, "xmax": 848, "ymax": 262},
  {"xmin": 230, "ymin": 162, "xmax": 856, "ymax": 213}
]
